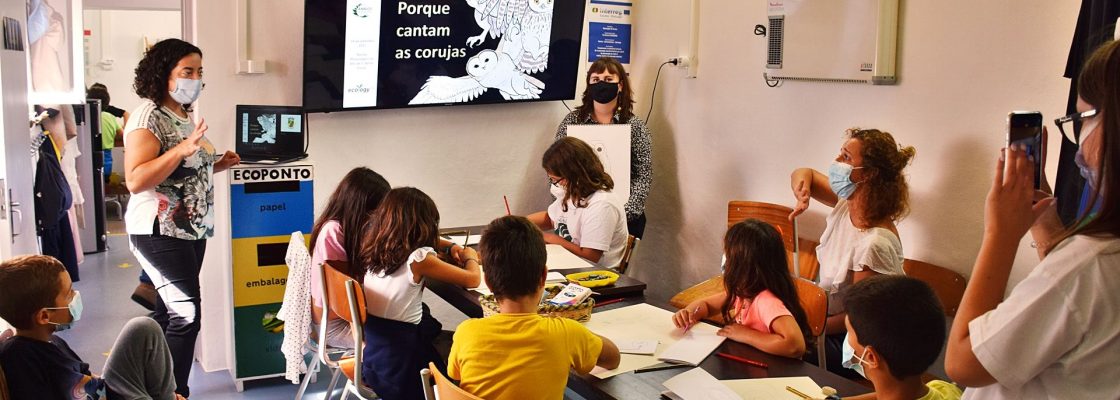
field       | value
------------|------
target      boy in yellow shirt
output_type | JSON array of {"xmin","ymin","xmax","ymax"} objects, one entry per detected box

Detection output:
[
  {"xmin": 448, "ymin": 216, "xmax": 620, "ymax": 399},
  {"xmin": 842, "ymin": 275, "xmax": 962, "ymax": 400}
]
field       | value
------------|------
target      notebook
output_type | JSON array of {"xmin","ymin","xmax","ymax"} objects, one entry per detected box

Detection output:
[
  {"xmin": 546, "ymin": 244, "xmax": 594, "ymax": 270},
  {"xmin": 656, "ymin": 328, "xmax": 726, "ymax": 366},
  {"xmin": 662, "ymin": 368, "xmax": 740, "ymax": 400}
]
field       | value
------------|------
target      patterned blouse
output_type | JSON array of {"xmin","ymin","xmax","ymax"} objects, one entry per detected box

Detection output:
[
  {"xmin": 123, "ymin": 101, "xmax": 216, "ymax": 240},
  {"xmin": 555, "ymin": 110, "xmax": 653, "ymax": 221}
]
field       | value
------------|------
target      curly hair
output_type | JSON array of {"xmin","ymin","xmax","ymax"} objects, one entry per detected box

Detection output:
[
  {"xmin": 86, "ymin": 83, "xmax": 110, "ymax": 106},
  {"xmin": 542, "ymin": 137, "xmax": 614, "ymax": 211},
  {"xmin": 133, "ymin": 39, "xmax": 202, "ymax": 108},
  {"xmin": 358, "ymin": 187, "xmax": 441, "ymax": 277},
  {"xmin": 848, "ymin": 128, "xmax": 916, "ymax": 223},
  {"xmin": 575, "ymin": 57, "xmax": 635, "ymax": 122}
]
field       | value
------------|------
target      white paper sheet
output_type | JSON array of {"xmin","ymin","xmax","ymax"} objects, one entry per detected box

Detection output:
[
  {"xmin": 546, "ymin": 244, "xmax": 594, "ymax": 270},
  {"xmin": 657, "ymin": 328, "xmax": 726, "ymax": 366},
  {"xmin": 567, "ymin": 124, "xmax": 631, "ymax": 211},
  {"xmin": 584, "ymin": 304, "xmax": 723, "ymax": 378},
  {"xmin": 444, "ymin": 234, "xmax": 480, "ymax": 247},
  {"xmin": 546, "ymin": 271, "xmax": 568, "ymax": 283},
  {"xmin": 722, "ymin": 377, "xmax": 825, "ymax": 400},
  {"xmin": 662, "ymin": 368, "xmax": 740, "ymax": 400},
  {"xmin": 616, "ymin": 340, "xmax": 658, "ymax": 355}
]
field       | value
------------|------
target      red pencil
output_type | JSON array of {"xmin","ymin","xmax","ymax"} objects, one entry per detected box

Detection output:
[
  {"xmin": 716, "ymin": 352, "xmax": 768, "ymax": 369},
  {"xmin": 593, "ymin": 298, "xmax": 624, "ymax": 308},
  {"xmin": 503, "ymin": 195, "xmax": 511, "ymax": 215}
]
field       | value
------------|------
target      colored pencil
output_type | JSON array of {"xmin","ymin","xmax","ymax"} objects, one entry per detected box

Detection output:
[
  {"xmin": 716, "ymin": 352, "xmax": 768, "ymax": 369},
  {"xmin": 503, "ymin": 195, "xmax": 511, "ymax": 215},
  {"xmin": 593, "ymin": 298, "xmax": 624, "ymax": 308}
]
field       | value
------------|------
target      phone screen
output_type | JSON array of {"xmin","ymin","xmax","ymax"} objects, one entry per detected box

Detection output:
[{"xmin": 1008, "ymin": 112, "xmax": 1043, "ymax": 189}]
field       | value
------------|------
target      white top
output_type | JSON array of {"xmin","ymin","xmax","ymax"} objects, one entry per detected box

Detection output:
[
  {"xmin": 278, "ymin": 232, "xmax": 312, "ymax": 383},
  {"xmin": 362, "ymin": 247, "xmax": 434, "ymax": 324},
  {"xmin": 546, "ymin": 190, "xmax": 628, "ymax": 268},
  {"xmin": 815, "ymin": 200, "xmax": 904, "ymax": 315},
  {"xmin": 963, "ymin": 235, "xmax": 1120, "ymax": 400}
]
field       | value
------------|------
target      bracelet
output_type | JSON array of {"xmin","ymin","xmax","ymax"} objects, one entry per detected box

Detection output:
[{"xmin": 464, "ymin": 258, "xmax": 479, "ymax": 264}]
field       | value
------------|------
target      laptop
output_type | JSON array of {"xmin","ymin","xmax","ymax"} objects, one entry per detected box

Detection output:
[{"xmin": 235, "ymin": 105, "xmax": 307, "ymax": 164}]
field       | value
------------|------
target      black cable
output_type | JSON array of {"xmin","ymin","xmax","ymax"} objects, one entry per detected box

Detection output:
[
  {"xmin": 302, "ymin": 112, "xmax": 310, "ymax": 155},
  {"xmin": 561, "ymin": 99, "xmax": 572, "ymax": 112},
  {"xmin": 645, "ymin": 61, "xmax": 672, "ymax": 122}
]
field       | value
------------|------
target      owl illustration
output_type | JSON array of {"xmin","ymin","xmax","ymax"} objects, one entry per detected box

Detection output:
[
  {"xmin": 465, "ymin": 0, "xmax": 554, "ymax": 73},
  {"xmin": 253, "ymin": 114, "xmax": 276, "ymax": 144},
  {"xmin": 409, "ymin": 50, "xmax": 545, "ymax": 105}
]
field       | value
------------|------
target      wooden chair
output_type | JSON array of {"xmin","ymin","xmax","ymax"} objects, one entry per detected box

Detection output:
[
  {"xmin": 793, "ymin": 277, "xmax": 828, "ymax": 369},
  {"xmin": 668, "ymin": 275, "xmax": 726, "ymax": 324},
  {"xmin": 421, "ymin": 362, "xmax": 484, "ymax": 400},
  {"xmin": 319, "ymin": 261, "xmax": 377, "ymax": 400},
  {"xmin": 615, "ymin": 235, "xmax": 639, "ymax": 274},
  {"xmin": 727, "ymin": 201, "xmax": 817, "ymax": 280},
  {"xmin": 903, "ymin": 259, "xmax": 966, "ymax": 317},
  {"xmin": 302, "ymin": 257, "xmax": 353, "ymax": 400}
]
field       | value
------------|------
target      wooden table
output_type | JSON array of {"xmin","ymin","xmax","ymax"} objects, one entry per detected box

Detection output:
[{"xmin": 567, "ymin": 298, "xmax": 873, "ymax": 399}]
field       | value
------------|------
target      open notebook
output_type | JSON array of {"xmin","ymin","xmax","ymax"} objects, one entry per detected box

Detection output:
[{"xmin": 584, "ymin": 304, "xmax": 726, "ymax": 378}]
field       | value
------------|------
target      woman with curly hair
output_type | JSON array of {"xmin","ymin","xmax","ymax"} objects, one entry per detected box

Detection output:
[
  {"xmin": 123, "ymin": 38, "xmax": 239, "ymax": 398},
  {"xmin": 788, "ymin": 128, "xmax": 915, "ymax": 378}
]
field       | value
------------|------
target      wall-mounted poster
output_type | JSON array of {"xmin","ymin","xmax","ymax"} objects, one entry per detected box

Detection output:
[{"xmin": 27, "ymin": 0, "xmax": 85, "ymax": 105}]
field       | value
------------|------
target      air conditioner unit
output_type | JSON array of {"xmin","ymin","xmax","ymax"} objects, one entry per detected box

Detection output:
[{"xmin": 764, "ymin": 0, "xmax": 899, "ymax": 85}]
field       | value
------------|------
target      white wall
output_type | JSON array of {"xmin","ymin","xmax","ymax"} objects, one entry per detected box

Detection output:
[{"xmin": 189, "ymin": 0, "xmax": 1080, "ymax": 372}]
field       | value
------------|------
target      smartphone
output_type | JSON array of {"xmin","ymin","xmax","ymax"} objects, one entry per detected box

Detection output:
[{"xmin": 1007, "ymin": 111, "xmax": 1044, "ymax": 189}]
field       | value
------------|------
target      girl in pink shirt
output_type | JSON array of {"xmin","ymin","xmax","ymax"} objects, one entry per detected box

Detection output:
[{"xmin": 673, "ymin": 219, "xmax": 811, "ymax": 358}]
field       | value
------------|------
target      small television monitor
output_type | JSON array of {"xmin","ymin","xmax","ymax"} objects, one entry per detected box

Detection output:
[
  {"xmin": 302, "ymin": 0, "xmax": 587, "ymax": 113},
  {"xmin": 235, "ymin": 105, "xmax": 306, "ymax": 162}
]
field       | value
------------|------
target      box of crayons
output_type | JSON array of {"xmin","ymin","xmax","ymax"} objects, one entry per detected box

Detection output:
[{"xmin": 480, "ymin": 284, "xmax": 595, "ymax": 322}]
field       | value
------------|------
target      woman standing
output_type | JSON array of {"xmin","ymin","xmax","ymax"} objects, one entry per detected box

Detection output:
[
  {"xmin": 788, "ymin": 128, "xmax": 915, "ymax": 377},
  {"xmin": 124, "ymin": 39, "xmax": 240, "ymax": 398},
  {"xmin": 555, "ymin": 57, "xmax": 653, "ymax": 238}
]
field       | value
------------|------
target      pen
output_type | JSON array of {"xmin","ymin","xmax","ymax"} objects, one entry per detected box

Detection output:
[
  {"xmin": 634, "ymin": 363, "xmax": 689, "ymax": 374},
  {"xmin": 463, "ymin": 231, "xmax": 470, "ymax": 247},
  {"xmin": 593, "ymin": 298, "xmax": 623, "ymax": 308},
  {"xmin": 716, "ymin": 352, "xmax": 768, "ymax": 369},
  {"xmin": 503, "ymin": 195, "xmax": 511, "ymax": 215},
  {"xmin": 785, "ymin": 386, "xmax": 811, "ymax": 399}
]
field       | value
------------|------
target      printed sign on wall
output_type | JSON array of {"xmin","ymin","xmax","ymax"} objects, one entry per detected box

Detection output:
[{"xmin": 587, "ymin": 0, "xmax": 633, "ymax": 65}]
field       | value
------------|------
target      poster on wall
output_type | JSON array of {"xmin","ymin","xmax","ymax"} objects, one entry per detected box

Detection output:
[
  {"xmin": 586, "ymin": 0, "xmax": 632, "ymax": 65},
  {"xmin": 26, "ymin": 0, "xmax": 85, "ymax": 105}
]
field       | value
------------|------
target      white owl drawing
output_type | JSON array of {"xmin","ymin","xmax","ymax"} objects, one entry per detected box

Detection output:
[
  {"xmin": 253, "ymin": 114, "xmax": 277, "ymax": 144},
  {"xmin": 409, "ymin": 50, "xmax": 545, "ymax": 105},
  {"xmin": 465, "ymin": 0, "xmax": 554, "ymax": 74}
]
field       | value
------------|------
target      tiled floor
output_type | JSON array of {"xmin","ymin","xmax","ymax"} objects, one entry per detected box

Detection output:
[{"xmin": 59, "ymin": 233, "xmax": 471, "ymax": 399}]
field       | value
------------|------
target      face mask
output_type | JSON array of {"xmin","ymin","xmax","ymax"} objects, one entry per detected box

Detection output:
[
  {"xmin": 169, "ymin": 78, "xmax": 203, "ymax": 105},
  {"xmin": 45, "ymin": 290, "xmax": 83, "ymax": 331},
  {"xmin": 829, "ymin": 162, "xmax": 864, "ymax": 200},
  {"xmin": 841, "ymin": 332, "xmax": 869, "ymax": 378},
  {"xmin": 1075, "ymin": 120, "xmax": 1101, "ymax": 189},
  {"xmin": 549, "ymin": 182, "xmax": 566, "ymax": 199},
  {"xmin": 589, "ymin": 81, "xmax": 619, "ymax": 104}
]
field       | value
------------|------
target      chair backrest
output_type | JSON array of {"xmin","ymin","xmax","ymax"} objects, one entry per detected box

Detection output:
[
  {"xmin": 792, "ymin": 277, "xmax": 828, "ymax": 369},
  {"xmin": 421, "ymin": 362, "xmax": 484, "ymax": 400},
  {"xmin": 903, "ymin": 259, "xmax": 966, "ymax": 317},
  {"xmin": 616, "ymin": 235, "xmax": 639, "ymax": 274},
  {"xmin": 796, "ymin": 238, "xmax": 820, "ymax": 282},
  {"xmin": 727, "ymin": 201, "xmax": 813, "ymax": 279},
  {"xmin": 0, "ymin": 361, "xmax": 9, "ymax": 400},
  {"xmin": 668, "ymin": 275, "xmax": 727, "ymax": 325},
  {"xmin": 317, "ymin": 260, "xmax": 367, "ymax": 387}
]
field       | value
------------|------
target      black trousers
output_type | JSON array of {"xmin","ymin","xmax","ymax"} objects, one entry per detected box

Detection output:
[{"xmin": 129, "ymin": 233, "xmax": 206, "ymax": 397}]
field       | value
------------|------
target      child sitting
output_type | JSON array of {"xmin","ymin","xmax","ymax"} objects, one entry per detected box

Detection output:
[
  {"xmin": 672, "ymin": 219, "xmax": 810, "ymax": 358},
  {"xmin": 0, "ymin": 255, "xmax": 181, "ymax": 399},
  {"xmin": 843, "ymin": 275, "xmax": 962, "ymax": 400},
  {"xmin": 448, "ymin": 215, "xmax": 620, "ymax": 399}
]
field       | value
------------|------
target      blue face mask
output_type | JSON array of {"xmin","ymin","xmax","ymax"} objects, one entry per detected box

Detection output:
[
  {"xmin": 169, "ymin": 78, "xmax": 203, "ymax": 105},
  {"xmin": 45, "ymin": 290, "xmax": 83, "ymax": 331},
  {"xmin": 841, "ymin": 332, "xmax": 869, "ymax": 378},
  {"xmin": 829, "ymin": 162, "xmax": 864, "ymax": 200}
]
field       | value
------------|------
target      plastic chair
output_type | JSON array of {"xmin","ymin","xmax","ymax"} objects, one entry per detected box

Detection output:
[
  {"xmin": 319, "ymin": 261, "xmax": 377, "ymax": 400},
  {"xmin": 793, "ymin": 277, "xmax": 828, "ymax": 369},
  {"xmin": 727, "ymin": 201, "xmax": 817, "ymax": 280},
  {"xmin": 903, "ymin": 259, "xmax": 966, "ymax": 317},
  {"xmin": 294, "ymin": 255, "xmax": 351, "ymax": 399},
  {"xmin": 421, "ymin": 362, "xmax": 484, "ymax": 400},
  {"xmin": 615, "ymin": 235, "xmax": 640, "ymax": 274}
]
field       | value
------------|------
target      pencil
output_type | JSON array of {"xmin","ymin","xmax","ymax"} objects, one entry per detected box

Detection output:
[
  {"xmin": 785, "ymin": 386, "xmax": 811, "ymax": 399},
  {"xmin": 503, "ymin": 195, "xmax": 511, "ymax": 215},
  {"xmin": 593, "ymin": 298, "xmax": 624, "ymax": 308},
  {"xmin": 716, "ymin": 352, "xmax": 768, "ymax": 369}
]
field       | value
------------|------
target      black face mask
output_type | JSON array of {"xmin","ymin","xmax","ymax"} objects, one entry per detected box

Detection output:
[{"xmin": 589, "ymin": 81, "xmax": 619, "ymax": 104}]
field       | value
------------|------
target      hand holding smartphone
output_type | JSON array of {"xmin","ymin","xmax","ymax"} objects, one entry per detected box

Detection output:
[{"xmin": 1007, "ymin": 111, "xmax": 1044, "ymax": 189}]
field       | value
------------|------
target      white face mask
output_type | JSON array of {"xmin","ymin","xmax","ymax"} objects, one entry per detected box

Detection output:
[
  {"xmin": 169, "ymin": 78, "xmax": 203, "ymax": 105},
  {"xmin": 549, "ymin": 182, "xmax": 566, "ymax": 199}
]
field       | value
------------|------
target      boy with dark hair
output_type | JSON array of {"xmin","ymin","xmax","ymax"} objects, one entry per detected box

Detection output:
[
  {"xmin": 842, "ymin": 275, "xmax": 962, "ymax": 400},
  {"xmin": 448, "ymin": 216, "xmax": 620, "ymax": 399},
  {"xmin": 0, "ymin": 255, "xmax": 181, "ymax": 400}
]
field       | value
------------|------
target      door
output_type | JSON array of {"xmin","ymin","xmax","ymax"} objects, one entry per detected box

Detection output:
[{"xmin": 0, "ymin": 2, "xmax": 40, "ymax": 259}]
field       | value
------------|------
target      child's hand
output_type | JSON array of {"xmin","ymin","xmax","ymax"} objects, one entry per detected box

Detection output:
[
  {"xmin": 458, "ymin": 247, "xmax": 479, "ymax": 267},
  {"xmin": 673, "ymin": 307, "xmax": 701, "ymax": 328},
  {"xmin": 716, "ymin": 324, "xmax": 749, "ymax": 341},
  {"xmin": 542, "ymin": 232, "xmax": 566, "ymax": 245}
]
